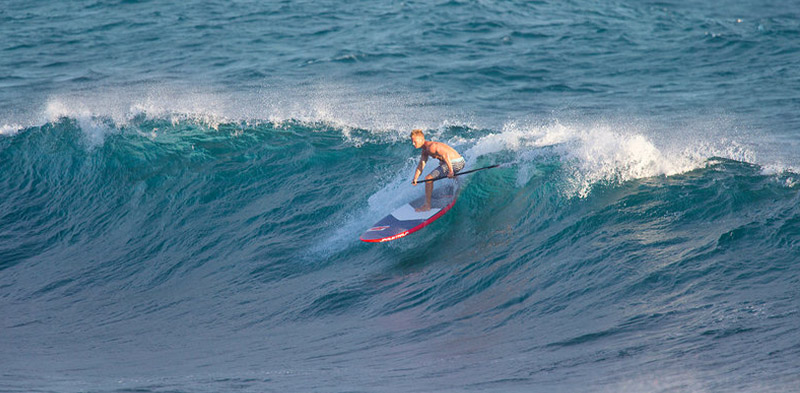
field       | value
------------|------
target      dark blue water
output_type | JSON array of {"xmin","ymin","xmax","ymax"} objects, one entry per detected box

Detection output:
[{"xmin": 2, "ymin": 1, "xmax": 799, "ymax": 392}]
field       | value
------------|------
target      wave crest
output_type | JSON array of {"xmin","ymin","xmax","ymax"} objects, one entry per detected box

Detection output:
[{"xmin": 464, "ymin": 120, "xmax": 757, "ymax": 197}]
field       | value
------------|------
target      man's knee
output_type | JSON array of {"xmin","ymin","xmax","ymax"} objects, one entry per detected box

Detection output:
[{"xmin": 425, "ymin": 174, "xmax": 434, "ymax": 180}]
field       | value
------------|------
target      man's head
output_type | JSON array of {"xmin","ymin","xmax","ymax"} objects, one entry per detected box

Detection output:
[{"xmin": 410, "ymin": 129, "xmax": 425, "ymax": 148}]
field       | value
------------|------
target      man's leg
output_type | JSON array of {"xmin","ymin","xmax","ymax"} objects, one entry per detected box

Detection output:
[{"xmin": 416, "ymin": 174, "xmax": 434, "ymax": 212}]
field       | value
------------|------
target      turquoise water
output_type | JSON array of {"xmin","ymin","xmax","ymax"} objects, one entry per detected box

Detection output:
[{"xmin": 2, "ymin": 1, "xmax": 799, "ymax": 392}]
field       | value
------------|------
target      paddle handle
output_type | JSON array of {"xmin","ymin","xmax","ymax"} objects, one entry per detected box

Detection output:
[{"xmin": 415, "ymin": 164, "xmax": 503, "ymax": 184}]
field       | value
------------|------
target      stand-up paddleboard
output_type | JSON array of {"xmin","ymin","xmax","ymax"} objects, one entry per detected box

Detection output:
[{"xmin": 360, "ymin": 180, "xmax": 460, "ymax": 242}]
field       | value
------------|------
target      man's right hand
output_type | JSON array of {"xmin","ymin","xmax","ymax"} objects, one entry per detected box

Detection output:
[{"xmin": 412, "ymin": 179, "xmax": 418, "ymax": 186}]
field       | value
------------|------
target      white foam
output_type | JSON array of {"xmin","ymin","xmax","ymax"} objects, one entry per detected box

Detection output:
[
  {"xmin": 0, "ymin": 123, "xmax": 23, "ymax": 136},
  {"xmin": 4, "ymin": 83, "xmax": 794, "ymax": 196},
  {"xmin": 761, "ymin": 163, "xmax": 800, "ymax": 176},
  {"xmin": 44, "ymin": 99, "xmax": 118, "ymax": 147},
  {"xmin": 307, "ymin": 159, "xmax": 462, "ymax": 255},
  {"xmin": 2, "ymin": 81, "xmax": 466, "ymax": 147},
  {"xmin": 463, "ymin": 119, "xmax": 758, "ymax": 198},
  {"xmin": 304, "ymin": 159, "xmax": 421, "ymax": 255}
]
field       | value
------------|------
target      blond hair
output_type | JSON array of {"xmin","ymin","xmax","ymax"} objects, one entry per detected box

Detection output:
[{"xmin": 410, "ymin": 129, "xmax": 424, "ymax": 138}]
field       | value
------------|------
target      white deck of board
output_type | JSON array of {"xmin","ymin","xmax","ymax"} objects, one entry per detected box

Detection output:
[{"xmin": 391, "ymin": 203, "xmax": 441, "ymax": 221}]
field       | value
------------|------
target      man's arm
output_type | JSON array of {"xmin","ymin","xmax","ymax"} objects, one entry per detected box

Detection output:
[
  {"xmin": 445, "ymin": 155, "xmax": 455, "ymax": 178},
  {"xmin": 412, "ymin": 151, "xmax": 428, "ymax": 185},
  {"xmin": 433, "ymin": 142, "xmax": 458, "ymax": 178}
]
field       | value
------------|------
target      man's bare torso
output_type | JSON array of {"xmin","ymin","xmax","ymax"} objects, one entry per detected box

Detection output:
[{"xmin": 422, "ymin": 141, "xmax": 462, "ymax": 164}]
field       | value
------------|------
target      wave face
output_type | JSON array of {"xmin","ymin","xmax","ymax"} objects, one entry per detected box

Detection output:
[
  {"xmin": 2, "ymin": 117, "xmax": 799, "ymax": 392},
  {"xmin": 2, "ymin": 0, "xmax": 800, "ymax": 392}
]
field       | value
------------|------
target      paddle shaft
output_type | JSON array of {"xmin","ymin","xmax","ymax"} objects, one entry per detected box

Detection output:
[{"xmin": 416, "ymin": 164, "xmax": 502, "ymax": 184}]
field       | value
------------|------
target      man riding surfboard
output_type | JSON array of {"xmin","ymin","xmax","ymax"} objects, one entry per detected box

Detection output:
[{"xmin": 410, "ymin": 129, "xmax": 465, "ymax": 212}]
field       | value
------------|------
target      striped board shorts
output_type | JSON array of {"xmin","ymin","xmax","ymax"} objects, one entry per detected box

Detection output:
[{"xmin": 428, "ymin": 157, "xmax": 465, "ymax": 179}]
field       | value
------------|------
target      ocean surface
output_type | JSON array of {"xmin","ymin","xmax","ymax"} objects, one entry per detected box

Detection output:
[{"xmin": 2, "ymin": 1, "xmax": 799, "ymax": 392}]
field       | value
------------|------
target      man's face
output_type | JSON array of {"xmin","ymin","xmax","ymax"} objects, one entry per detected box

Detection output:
[{"xmin": 412, "ymin": 135, "xmax": 423, "ymax": 148}]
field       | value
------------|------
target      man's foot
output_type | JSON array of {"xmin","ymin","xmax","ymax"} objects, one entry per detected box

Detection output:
[{"xmin": 415, "ymin": 204, "xmax": 431, "ymax": 212}]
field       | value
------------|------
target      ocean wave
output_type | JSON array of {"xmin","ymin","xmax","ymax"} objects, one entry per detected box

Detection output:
[
  {"xmin": 3, "ymin": 107, "xmax": 799, "ymax": 393},
  {"xmin": 462, "ymin": 119, "xmax": 763, "ymax": 198},
  {"xmin": 1, "ymin": 82, "xmax": 463, "ymax": 143}
]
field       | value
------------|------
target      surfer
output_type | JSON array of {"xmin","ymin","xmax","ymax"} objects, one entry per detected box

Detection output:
[{"xmin": 410, "ymin": 129, "xmax": 465, "ymax": 212}]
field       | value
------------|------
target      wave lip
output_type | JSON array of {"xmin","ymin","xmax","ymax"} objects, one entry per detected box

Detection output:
[
  {"xmin": 1, "ymin": 123, "xmax": 24, "ymax": 136},
  {"xmin": 464, "ymin": 119, "xmax": 762, "ymax": 197},
  {"xmin": 1, "ymin": 82, "xmax": 462, "ymax": 146}
]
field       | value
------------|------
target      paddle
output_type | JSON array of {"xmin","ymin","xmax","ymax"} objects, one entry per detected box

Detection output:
[{"xmin": 415, "ymin": 163, "xmax": 509, "ymax": 184}]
